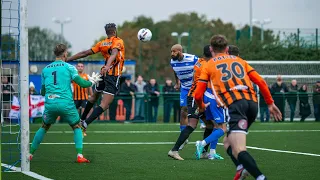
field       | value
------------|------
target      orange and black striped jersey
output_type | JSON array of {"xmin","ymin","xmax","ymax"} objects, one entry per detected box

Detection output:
[
  {"xmin": 91, "ymin": 36, "xmax": 125, "ymax": 76},
  {"xmin": 73, "ymin": 73, "xmax": 89, "ymax": 100},
  {"xmin": 199, "ymin": 54, "xmax": 258, "ymax": 107},
  {"xmin": 188, "ymin": 58, "xmax": 208, "ymax": 97}
]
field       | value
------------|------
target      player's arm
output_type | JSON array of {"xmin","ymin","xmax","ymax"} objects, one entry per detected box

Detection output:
[
  {"xmin": 246, "ymin": 64, "xmax": 273, "ymax": 105},
  {"xmin": 67, "ymin": 49, "xmax": 94, "ymax": 61},
  {"xmin": 105, "ymin": 48, "xmax": 118, "ymax": 69},
  {"xmin": 67, "ymin": 41, "xmax": 101, "ymax": 61},
  {"xmin": 173, "ymin": 71, "xmax": 180, "ymax": 90},
  {"xmin": 194, "ymin": 64, "xmax": 209, "ymax": 110}
]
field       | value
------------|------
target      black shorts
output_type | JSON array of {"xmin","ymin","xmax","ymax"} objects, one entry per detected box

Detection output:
[
  {"xmin": 95, "ymin": 75, "xmax": 120, "ymax": 95},
  {"xmin": 227, "ymin": 99, "xmax": 258, "ymax": 135},
  {"xmin": 74, "ymin": 100, "xmax": 87, "ymax": 109},
  {"xmin": 187, "ymin": 96, "xmax": 199, "ymax": 119}
]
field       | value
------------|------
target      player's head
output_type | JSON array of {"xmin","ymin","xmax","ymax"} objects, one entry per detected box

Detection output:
[
  {"xmin": 228, "ymin": 45, "xmax": 240, "ymax": 56},
  {"xmin": 203, "ymin": 45, "xmax": 212, "ymax": 58},
  {"xmin": 171, "ymin": 44, "xmax": 183, "ymax": 60},
  {"xmin": 210, "ymin": 35, "xmax": 228, "ymax": 55},
  {"xmin": 76, "ymin": 63, "xmax": 84, "ymax": 73},
  {"xmin": 54, "ymin": 44, "xmax": 68, "ymax": 60},
  {"xmin": 105, "ymin": 23, "xmax": 117, "ymax": 37}
]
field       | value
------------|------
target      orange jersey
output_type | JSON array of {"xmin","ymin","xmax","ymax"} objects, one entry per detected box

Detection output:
[
  {"xmin": 91, "ymin": 36, "xmax": 125, "ymax": 76},
  {"xmin": 73, "ymin": 73, "xmax": 89, "ymax": 100},
  {"xmin": 199, "ymin": 54, "xmax": 258, "ymax": 107},
  {"xmin": 188, "ymin": 58, "xmax": 208, "ymax": 97}
]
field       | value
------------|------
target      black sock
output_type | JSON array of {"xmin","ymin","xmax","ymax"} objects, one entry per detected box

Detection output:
[
  {"xmin": 172, "ymin": 126, "xmax": 194, "ymax": 151},
  {"xmin": 203, "ymin": 128, "xmax": 213, "ymax": 152},
  {"xmin": 85, "ymin": 106, "xmax": 104, "ymax": 125},
  {"xmin": 81, "ymin": 101, "xmax": 94, "ymax": 120},
  {"xmin": 227, "ymin": 146, "xmax": 240, "ymax": 167},
  {"xmin": 237, "ymin": 151, "xmax": 263, "ymax": 178}
]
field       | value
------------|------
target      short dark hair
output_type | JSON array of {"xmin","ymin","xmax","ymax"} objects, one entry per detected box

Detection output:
[
  {"xmin": 210, "ymin": 35, "xmax": 228, "ymax": 53},
  {"xmin": 54, "ymin": 44, "xmax": 67, "ymax": 57},
  {"xmin": 228, "ymin": 45, "xmax": 240, "ymax": 56},
  {"xmin": 203, "ymin": 45, "xmax": 212, "ymax": 58},
  {"xmin": 104, "ymin": 23, "xmax": 117, "ymax": 35}
]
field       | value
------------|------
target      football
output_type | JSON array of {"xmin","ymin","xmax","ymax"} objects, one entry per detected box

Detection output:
[{"xmin": 137, "ymin": 28, "xmax": 152, "ymax": 42}]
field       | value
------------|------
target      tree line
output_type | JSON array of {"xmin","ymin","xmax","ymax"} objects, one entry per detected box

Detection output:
[{"xmin": 1, "ymin": 12, "xmax": 319, "ymax": 82}]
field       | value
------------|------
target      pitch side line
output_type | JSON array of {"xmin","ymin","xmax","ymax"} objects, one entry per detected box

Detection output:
[
  {"xmin": 1, "ymin": 163, "xmax": 53, "ymax": 180},
  {"xmin": 3, "ymin": 142, "xmax": 318, "ymax": 157},
  {"xmin": 3, "ymin": 129, "xmax": 319, "ymax": 134}
]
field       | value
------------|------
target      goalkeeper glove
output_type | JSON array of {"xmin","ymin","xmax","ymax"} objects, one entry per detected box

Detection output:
[{"xmin": 88, "ymin": 72, "xmax": 102, "ymax": 86}]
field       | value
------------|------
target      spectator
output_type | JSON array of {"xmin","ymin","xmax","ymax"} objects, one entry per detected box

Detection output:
[
  {"xmin": 134, "ymin": 75, "xmax": 146, "ymax": 120},
  {"xmin": 145, "ymin": 79, "xmax": 160, "ymax": 123},
  {"xmin": 29, "ymin": 82, "xmax": 39, "ymax": 95},
  {"xmin": 1, "ymin": 76, "xmax": 15, "ymax": 122},
  {"xmin": 287, "ymin": 79, "xmax": 298, "ymax": 122},
  {"xmin": 271, "ymin": 75, "xmax": 288, "ymax": 121},
  {"xmin": 299, "ymin": 84, "xmax": 311, "ymax": 122},
  {"xmin": 259, "ymin": 84, "xmax": 270, "ymax": 122},
  {"xmin": 120, "ymin": 77, "xmax": 136, "ymax": 121},
  {"xmin": 313, "ymin": 81, "xmax": 320, "ymax": 121},
  {"xmin": 163, "ymin": 78, "xmax": 175, "ymax": 123}
]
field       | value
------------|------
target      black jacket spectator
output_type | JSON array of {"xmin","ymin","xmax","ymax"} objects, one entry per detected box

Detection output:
[
  {"xmin": 299, "ymin": 85, "xmax": 311, "ymax": 121},
  {"xmin": 145, "ymin": 82, "xmax": 160, "ymax": 105}
]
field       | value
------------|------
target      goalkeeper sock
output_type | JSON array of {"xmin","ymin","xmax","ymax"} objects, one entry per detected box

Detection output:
[
  {"xmin": 85, "ymin": 106, "xmax": 104, "ymax": 125},
  {"xmin": 81, "ymin": 101, "xmax": 94, "ymax": 120},
  {"xmin": 74, "ymin": 128, "xmax": 83, "ymax": 154},
  {"xmin": 30, "ymin": 128, "xmax": 46, "ymax": 154}
]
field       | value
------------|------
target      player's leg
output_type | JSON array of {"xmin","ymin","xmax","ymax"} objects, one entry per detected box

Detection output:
[
  {"xmin": 30, "ymin": 105, "xmax": 56, "ymax": 159},
  {"xmin": 81, "ymin": 91, "xmax": 101, "ymax": 120},
  {"xmin": 229, "ymin": 100, "xmax": 265, "ymax": 180},
  {"xmin": 64, "ymin": 104, "xmax": 90, "ymax": 163},
  {"xmin": 179, "ymin": 88, "xmax": 189, "ymax": 131},
  {"xmin": 195, "ymin": 96, "xmax": 226, "ymax": 160},
  {"xmin": 80, "ymin": 77, "xmax": 105, "ymax": 120},
  {"xmin": 84, "ymin": 76, "xmax": 119, "ymax": 127},
  {"xmin": 168, "ymin": 96, "xmax": 198, "ymax": 160},
  {"xmin": 202, "ymin": 118, "xmax": 213, "ymax": 156}
]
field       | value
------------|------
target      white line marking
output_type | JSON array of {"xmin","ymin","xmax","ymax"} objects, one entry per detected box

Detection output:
[
  {"xmin": 1, "ymin": 163, "xmax": 53, "ymax": 180},
  {"xmin": 2, "ymin": 129, "xmax": 320, "ymax": 134},
  {"xmin": 2, "ymin": 142, "xmax": 319, "ymax": 157}
]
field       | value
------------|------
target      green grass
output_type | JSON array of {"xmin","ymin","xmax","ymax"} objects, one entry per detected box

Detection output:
[{"xmin": 2, "ymin": 122, "xmax": 320, "ymax": 180}]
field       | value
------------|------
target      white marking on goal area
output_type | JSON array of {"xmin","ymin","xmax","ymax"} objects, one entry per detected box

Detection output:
[
  {"xmin": 5, "ymin": 142, "xmax": 318, "ymax": 157},
  {"xmin": 1, "ymin": 163, "xmax": 53, "ymax": 180}
]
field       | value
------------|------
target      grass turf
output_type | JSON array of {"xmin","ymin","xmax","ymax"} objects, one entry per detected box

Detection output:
[{"xmin": 2, "ymin": 122, "xmax": 320, "ymax": 180}]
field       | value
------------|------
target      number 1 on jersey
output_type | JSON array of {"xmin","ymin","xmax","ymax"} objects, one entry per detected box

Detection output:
[{"xmin": 52, "ymin": 71, "xmax": 57, "ymax": 85}]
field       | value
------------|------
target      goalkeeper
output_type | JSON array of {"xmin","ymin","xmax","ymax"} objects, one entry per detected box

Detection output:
[{"xmin": 29, "ymin": 44, "xmax": 102, "ymax": 163}]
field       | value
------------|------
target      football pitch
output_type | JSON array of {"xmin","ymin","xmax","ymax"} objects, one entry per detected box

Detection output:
[{"xmin": 2, "ymin": 122, "xmax": 320, "ymax": 180}]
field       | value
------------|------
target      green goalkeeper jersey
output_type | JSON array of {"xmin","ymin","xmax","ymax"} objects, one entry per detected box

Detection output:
[{"xmin": 41, "ymin": 60, "xmax": 83, "ymax": 103}]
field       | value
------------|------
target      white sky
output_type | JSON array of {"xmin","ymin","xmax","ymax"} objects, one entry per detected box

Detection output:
[{"xmin": 27, "ymin": 0, "xmax": 320, "ymax": 53}]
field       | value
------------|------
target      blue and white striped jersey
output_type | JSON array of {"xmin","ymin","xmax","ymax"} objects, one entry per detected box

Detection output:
[{"xmin": 170, "ymin": 53, "xmax": 198, "ymax": 90}]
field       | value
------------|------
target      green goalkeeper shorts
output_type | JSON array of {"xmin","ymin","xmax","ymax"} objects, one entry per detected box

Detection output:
[{"xmin": 43, "ymin": 100, "xmax": 80, "ymax": 126}]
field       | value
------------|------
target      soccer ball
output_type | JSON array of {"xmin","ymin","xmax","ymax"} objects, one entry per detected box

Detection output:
[{"xmin": 137, "ymin": 28, "xmax": 152, "ymax": 42}]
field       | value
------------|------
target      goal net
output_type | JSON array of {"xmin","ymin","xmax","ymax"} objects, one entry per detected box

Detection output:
[
  {"xmin": 1, "ymin": 0, "xmax": 29, "ymax": 172},
  {"xmin": 248, "ymin": 61, "xmax": 320, "ymax": 121}
]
